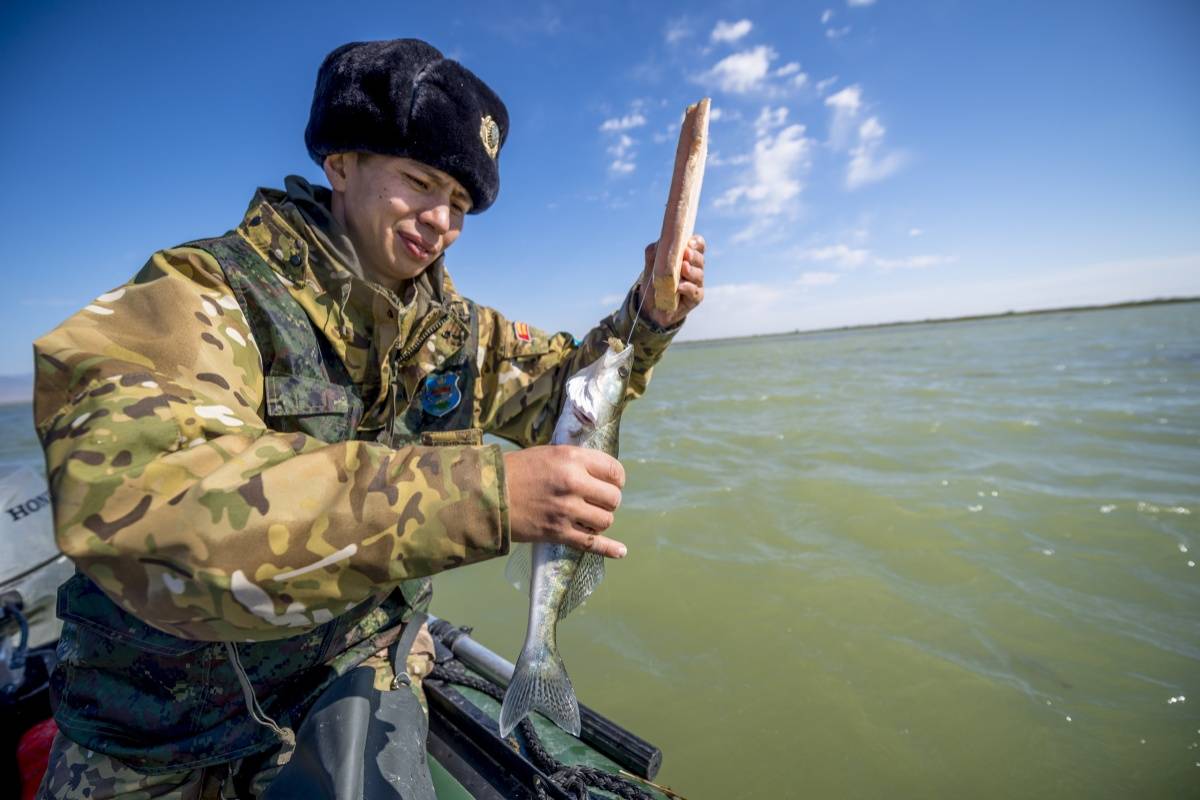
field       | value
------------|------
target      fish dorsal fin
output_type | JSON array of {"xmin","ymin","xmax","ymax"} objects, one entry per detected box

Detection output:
[
  {"xmin": 560, "ymin": 551, "xmax": 605, "ymax": 619},
  {"xmin": 505, "ymin": 542, "xmax": 533, "ymax": 594}
]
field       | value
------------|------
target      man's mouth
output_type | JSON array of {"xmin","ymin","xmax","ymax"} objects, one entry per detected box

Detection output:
[{"xmin": 399, "ymin": 232, "xmax": 434, "ymax": 261}]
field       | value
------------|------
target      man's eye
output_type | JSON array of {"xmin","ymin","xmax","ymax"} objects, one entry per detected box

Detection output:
[{"xmin": 406, "ymin": 175, "xmax": 430, "ymax": 191}]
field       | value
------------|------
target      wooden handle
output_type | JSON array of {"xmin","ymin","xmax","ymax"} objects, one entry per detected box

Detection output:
[{"xmin": 651, "ymin": 98, "xmax": 710, "ymax": 314}]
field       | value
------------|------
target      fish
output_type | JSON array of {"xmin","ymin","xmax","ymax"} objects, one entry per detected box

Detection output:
[{"xmin": 498, "ymin": 338, "xmax": 634, "ymax": 737}]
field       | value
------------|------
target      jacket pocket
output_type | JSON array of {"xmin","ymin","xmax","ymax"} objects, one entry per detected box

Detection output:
[
  {"xmin": 57, "ymin": 572, "xmax": 208, "ymax": 657},
  {"xmin": 263, "ymin": 374, "xmax": 363, "ymax": 442},
  {"xmin": 53, "ymin": 573, "xmax": 216, "ymax": 741}
]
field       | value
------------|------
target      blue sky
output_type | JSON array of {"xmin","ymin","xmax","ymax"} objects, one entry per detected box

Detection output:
[{"xmin": 1, "ymin": 0, "xmax": 1197, "ymax": 375}]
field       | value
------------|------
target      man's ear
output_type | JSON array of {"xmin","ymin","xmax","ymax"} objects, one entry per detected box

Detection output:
[{"xmin": 323, "ymin": 152, "xmax": 355, "ymax": 192}]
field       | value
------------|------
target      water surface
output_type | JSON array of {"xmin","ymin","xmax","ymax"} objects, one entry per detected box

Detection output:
[
  {"xmin": 437, "ymin": 302, "xmax": 1200, "ymax": 798},
  {"xmin": 4, "ymin": 302, "xmax": 1197, "ymax": 797}
]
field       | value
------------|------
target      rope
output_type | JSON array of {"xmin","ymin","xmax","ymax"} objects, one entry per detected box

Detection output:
[{"xmin": 429, "ymin": 661, "xmax": 655, "ymax": 800}]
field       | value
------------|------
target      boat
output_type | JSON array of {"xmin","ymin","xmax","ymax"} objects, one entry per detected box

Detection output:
[{"xmin": 0, "ymin": 466, "xmax": 672, "ymax": 799}]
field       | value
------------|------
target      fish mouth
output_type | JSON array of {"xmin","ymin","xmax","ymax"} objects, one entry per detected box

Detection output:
[{"xmin": 572, "ymin": 406, "xmax": 595, "ymax": 427}]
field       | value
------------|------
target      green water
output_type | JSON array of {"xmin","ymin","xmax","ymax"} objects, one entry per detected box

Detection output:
[
  {"xmin": 4, "ymin": 302, "xmax": 1197, "ymax": 797},
  {"xmin": 435, "ymin": 302, "xmax": 1200, "ymax": 798}
]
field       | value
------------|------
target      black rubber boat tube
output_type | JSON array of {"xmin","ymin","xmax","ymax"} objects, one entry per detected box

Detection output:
[{"xmin": 426, "ymin": 615, "xmax": 663, "ymax": 779}]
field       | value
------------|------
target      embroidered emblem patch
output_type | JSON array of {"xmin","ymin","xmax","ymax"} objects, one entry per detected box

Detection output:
[
  {"xmin": 513, "ymin": 321, "xmax": 532, "ymax": 342},
  {"xmin": 421, "ymin": 373, "xmax": 462, "ymax": 417},
  {"xmin": 480, "ymin": 115, "xmax": 501, "ymax": 159}
]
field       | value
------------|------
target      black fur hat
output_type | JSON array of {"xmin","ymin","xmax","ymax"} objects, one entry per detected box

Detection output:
[{"xmin": 305, "ymin": 39, "xmax": 509, "ymax": 213}]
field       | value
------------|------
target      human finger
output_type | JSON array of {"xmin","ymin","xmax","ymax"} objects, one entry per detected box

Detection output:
[
  {"xmin": 579, "ymin": 449, "xmax": 626, "ymax": 488},
  {"xmin": 681, "ymin": 261, "xmax": 704, "ymax": 286},
  {"xmin": 688, "ymin": 234, "xmax": 706, "ymax": 253},
  {"xmin": 566, "ymin": 526, "xmax": 627, "ymax": 559},
  {"xmin": 573, "ymin": 475, "xmax": 622, "ymax": 513},
  {"xmin": 678, "ymin": 282, "xmax": 704, "ymax": 308},
  {"xmin": 570, "ymin": 498, "xmax": 616, "ymax": 535},
  {"xmin": 682, "ymin": 246, "xmax": 705, "ymax": 272}
]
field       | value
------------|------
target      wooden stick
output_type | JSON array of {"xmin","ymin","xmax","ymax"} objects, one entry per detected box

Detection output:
[{"xmin": 651, "ymin": 98, "xmax": 710, "ymax": 315}]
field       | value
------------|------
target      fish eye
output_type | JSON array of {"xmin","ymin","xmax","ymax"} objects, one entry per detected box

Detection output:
[{"xmin": 618, "ymin": 366, "xmax": 630, "ymax": 379}]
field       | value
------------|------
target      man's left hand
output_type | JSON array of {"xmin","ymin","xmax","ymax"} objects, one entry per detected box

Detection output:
[{"xmin": 638, "ymin": 234, "xmax": 706, "ymax": 329}]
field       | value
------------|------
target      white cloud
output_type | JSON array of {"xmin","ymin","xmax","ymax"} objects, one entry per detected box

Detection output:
[
  {"xmin": 651, "ymin": 123, "xmax": 677, "ymax": 144},
  {"xmin": 608, "ymin": 133, "xmax": 633, "ymax": 156},
  {"xmin": 825, "ymin": 85, "xmax": 863, "ymax": 146},
  {"xmin": 825, "ymin": 85, "xmax": 862, "ymax": 110},
  {"xmin": 847, "ymin": 116, "xmax": 906, "ymax": 188},
  {"xmin": 821, "ymin": 9, "xmax": 834, "ymax": 24},
  {"xmin": 847, "ymin": 0, "xmax": 877, "ymax": 6},
  {"xmin": 709, "ymin": 107, "xmax": 724, "ymax": 121},
  {"xmin": 815, "ymin": 76, "xmax": 839, "ymax": 95},
  {"xmin": 599, "ymin": 113, "xmax": 647, "ymax": 132},
  {"xmin": 792, "ymin": 72, "xmax": 810, "ymax": 89},
  {"xmin": 799, "ymin": 244, "xmax": 871, "ymax": 269},
  {"xmin": 874, "ymin": 254, "xmax": 957, "ymax": 270},
  {"xmin": 677, "ymin": 253, "xmax": 1200, "ymax": 343},
  {"xmin": 607, "ymin": 133, "xmax": 636, "ymax": 175},
  {"xmin": 664, "ymin": 17, "xmax": 693, "ymax": 44},
  {"xmin": 700, "ymin": 45, "xmax": 777, "ymax": 94},
  {"xmin": 755, "ymin": 106, "xmax": 789, "ymax": 132},
  {"xmin": 825, "ymin": 86, "xmax": 906, "ymax": 188},
  {"xmin": 715, "ymin": 116, "xmax": 814, "ymax": 241},
  {"xmin": 711, "ymin": 19, "xmax": 753, "ymax": 43},
  {"xmin": 708, "ymin": 150, "xmax": 751, "ymax": 167},
  {"xmin": 795, "ymin": 243, "xmax": 954, "ymax": 271},
  {"xmin": 798, "ymin": 271, "xmax": 841, "ymax": 286},
  {"xmin": 825, "ymin": 26, "xmax": 851, "ymax": 39},
  {"xmin": 908, "ymin": 227, "xmax": 924, "ymax": 237},
  {"xmin": 774, "ymin": 62, "xmax": 801, "ymax": 77}
]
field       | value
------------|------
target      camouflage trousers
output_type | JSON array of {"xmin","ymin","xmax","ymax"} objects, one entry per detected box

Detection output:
[{"xmin": 37, "ymin": 624, "xmax": 437, "ymax": 800}]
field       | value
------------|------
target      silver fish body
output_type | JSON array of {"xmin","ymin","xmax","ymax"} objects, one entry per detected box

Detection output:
[{"xmin": 499, "ymin": 341, "xmax": 633, "ymax": 737}]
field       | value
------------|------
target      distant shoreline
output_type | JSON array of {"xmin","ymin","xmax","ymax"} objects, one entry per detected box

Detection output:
[
  {"xmin": 2, "ymin": 296, "xmax": 1196, "ymax": 405},
  {"xmin": 676, "ymin": 295, "xmax": 1200, "ymax": 347}
]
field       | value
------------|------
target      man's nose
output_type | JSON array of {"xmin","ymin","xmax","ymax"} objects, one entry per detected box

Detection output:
[{"xmin": 418, "ymin": 202, "xmax": 451, "ymax": 235}]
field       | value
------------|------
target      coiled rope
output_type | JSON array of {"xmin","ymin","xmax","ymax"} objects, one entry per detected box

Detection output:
[{"xmin": 428, "ymin": 661, "xmax": 655, "ymax": 800}]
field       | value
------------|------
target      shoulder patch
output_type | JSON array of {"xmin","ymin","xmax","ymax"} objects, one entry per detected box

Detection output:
[{"xmin": 513, "ymin": 321, "xmax": 532, "ymax": 343}]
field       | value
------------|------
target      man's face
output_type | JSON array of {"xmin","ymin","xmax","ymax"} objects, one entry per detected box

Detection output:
[{"xmin": 327, "ymin": 153, "xmax": 472, "ymax": 288}]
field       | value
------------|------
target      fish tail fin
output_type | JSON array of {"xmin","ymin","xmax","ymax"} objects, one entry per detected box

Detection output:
[{"xmin": 498, "ymin": 645, "xmax": 581, "ymax": 737}]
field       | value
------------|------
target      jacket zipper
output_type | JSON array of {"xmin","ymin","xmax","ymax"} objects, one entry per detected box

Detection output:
[
  {"xmin": 387, "ymin": 311, "xmax": 451, "ymax": 439},
  {"xmin": 395, "ymin": 311, "xmax": 450, "ymax": 364}
]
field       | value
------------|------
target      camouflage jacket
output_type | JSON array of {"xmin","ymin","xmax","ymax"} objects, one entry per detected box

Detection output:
[
  {"xmin": 31, "ymin": 180, "xmax": 679, "ymax": 768},
  {"xmin": 34, "ymin": 180, "xmax": 677, "ymax": 643}
]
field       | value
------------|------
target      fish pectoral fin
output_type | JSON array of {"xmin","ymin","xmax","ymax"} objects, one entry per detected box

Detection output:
[
  {"xmin": 559, "ymin": 551, "xmax": 605, "ymax": 619},
  {"xmin": 505, "ymin": 542, "xmax": 533, "ymax": 593}
]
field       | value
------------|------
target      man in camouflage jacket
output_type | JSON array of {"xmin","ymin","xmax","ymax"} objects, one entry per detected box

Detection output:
[{"xmin": 31, "ymin": 39, "xmax": 706, "ymax": 799}]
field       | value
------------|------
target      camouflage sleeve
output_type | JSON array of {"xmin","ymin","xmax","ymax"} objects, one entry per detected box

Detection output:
[
  {"xmin": 473, "ymin": 282, "xmax": 680, "ymax": 447},
  {"xmin": 33, "ymin": 247, "xmax": 508, "ymax": 643}
]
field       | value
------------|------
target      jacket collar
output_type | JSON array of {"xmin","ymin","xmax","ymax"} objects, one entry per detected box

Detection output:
[{"xmin": 235, "ymin": 180, "xmax": 469, "ymax": 404}]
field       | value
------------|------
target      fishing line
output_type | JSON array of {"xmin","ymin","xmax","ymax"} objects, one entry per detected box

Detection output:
[{"xmin": 626, "ymin": 277, "xmax": 652, "ymax": 347}]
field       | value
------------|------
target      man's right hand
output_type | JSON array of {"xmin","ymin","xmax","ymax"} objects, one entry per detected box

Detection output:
[{"xmin": 503, "ymin": 446, "xmax": 627, "ymax": 558}]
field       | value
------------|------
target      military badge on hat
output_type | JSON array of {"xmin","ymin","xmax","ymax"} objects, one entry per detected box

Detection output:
[
  {"xmin": 480, "ymin": 115, "xmax": 501, "ymax": 159},
  {"xmin": 421, "ymin": 373, "xmax": 462, "ymax": 417}
]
